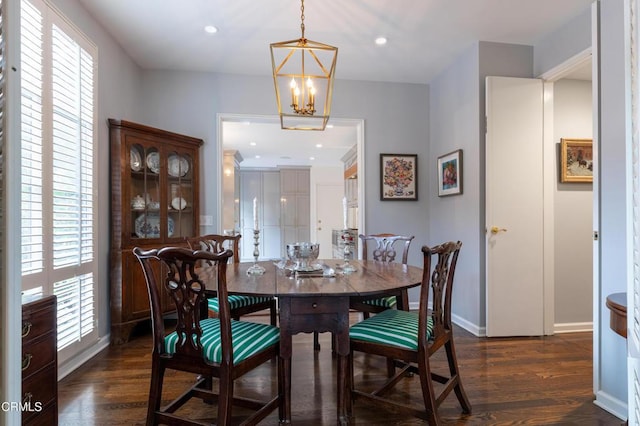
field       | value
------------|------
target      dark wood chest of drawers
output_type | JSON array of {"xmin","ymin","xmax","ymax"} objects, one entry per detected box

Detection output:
[{"xmin": 22, "ymin": 295, "xmax": 57, "ymax": 425}]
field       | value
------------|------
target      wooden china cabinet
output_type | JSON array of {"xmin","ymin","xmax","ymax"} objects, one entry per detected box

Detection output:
[{"xmin": 109, "ymin": 119, "xmax": 203, "ymax": 344}]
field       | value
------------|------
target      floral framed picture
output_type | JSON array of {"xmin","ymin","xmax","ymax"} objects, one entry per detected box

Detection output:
[
  {"xmin": 437, "ymin": 149, "xmax": 463, "ymax": 197},
  {"xmin": 560, "ymin": 138, "xmax": 593, "ymax": 183},
  {"xmin": 380, "ymin": 154, "xmax": 418, "ymax": 201}
]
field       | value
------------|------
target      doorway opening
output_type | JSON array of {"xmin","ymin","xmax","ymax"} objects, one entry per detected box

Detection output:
[{"xmin": 215, "ymin": 114, "xmax": 366, "ymax": 260}]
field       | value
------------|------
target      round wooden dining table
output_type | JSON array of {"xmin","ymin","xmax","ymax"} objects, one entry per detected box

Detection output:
[{"xmin": 201, "ymin": 259, "xmax": 423, "ymax": 425}]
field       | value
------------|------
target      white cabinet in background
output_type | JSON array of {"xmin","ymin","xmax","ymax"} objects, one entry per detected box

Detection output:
[
  {"xmin": 280, "ymin": 169, "xmax": 310, "ymax": 254},
  {"xmin": 240, "ymin": 170, "xmax": 282, "ymax": 261},
  {"xmin": 239, "ymin": 168, "xmax": 310, "ymax": 260}
]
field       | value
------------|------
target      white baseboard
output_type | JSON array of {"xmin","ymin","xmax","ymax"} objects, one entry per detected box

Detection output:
[
  {"xmin": 554, "ymin": 321, "xmax": 593, "ymax": 334},
  {"xmin": 452, "ymin": 313, "xmax": 484, "ymax": 337},
  {"xmin": 594, "ymin": 389, "xmax": 628, "ymax": 421},
  {"xmin": 58, "ymin": 334, "xmax": 111, "ymax": 381},
  {"xmin": 382, "ymin": 304, "xmax": 592, "ymax": 337},
  {"xmin": 409, "ymin": 302, "xmax": 484, "ymax": 337}
]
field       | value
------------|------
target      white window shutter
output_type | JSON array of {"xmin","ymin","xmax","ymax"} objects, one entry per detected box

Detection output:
[
  {"xmin": 20, "ymin": 0, "xmax": 44, "ymax": 277},
  {"xmin": 20, "ymin": 0, "xmax": 98, "ymax": 359}
]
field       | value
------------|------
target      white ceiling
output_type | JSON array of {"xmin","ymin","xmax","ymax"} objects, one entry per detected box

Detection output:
[
  {"xmin": 222, "ymin": 116, "xmax": 357, "ymax": 168},
  {"xmin": 78, "ymin": 0, "xmax": 593, "ymax": 84},
  {"xmin": 78, "ymin": 0, "xmax": 594, "ymax": 167}
]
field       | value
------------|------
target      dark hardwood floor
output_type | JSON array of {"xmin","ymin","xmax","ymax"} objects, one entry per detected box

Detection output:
[{"xmin": 58, "ymin": 316, "xmax": 624, "ymax": 425}]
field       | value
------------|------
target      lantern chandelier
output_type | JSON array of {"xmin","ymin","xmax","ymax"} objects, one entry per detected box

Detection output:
[{"xmin": 270, "ymin": 0, "xmax": 338, "ymax": 130}]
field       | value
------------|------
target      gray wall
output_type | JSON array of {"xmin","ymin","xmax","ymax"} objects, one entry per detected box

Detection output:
[
  {"xmin": 534, "ymin": 5, "xmax": 592, "ymax": 76},
  {"xmin": 428, "ymin": 44, "xmax": 482, "ymax": 329},
  {"xmin": 553, "ymin": 79, "xmax": 593, "ymax": 326},
  {"xmin": 594, "ymin": 0, "xmax": 628, "ymax": 412},
  {"xmin": 428, "ymin": 41, "xmax": 533, "ymax": 333}
]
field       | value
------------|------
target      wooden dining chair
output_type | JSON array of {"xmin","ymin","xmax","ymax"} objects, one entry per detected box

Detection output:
[
  {"xmin": 187, "ymin": 234, "xmax": 277, "ymax": 327},
  {"xmin": 351, "ymin": 233, "xmax": 415, "ymax": 318},
  {"xmin": 133, "ymin": 246, "xmax": 287, "ymax": 425},
  {"xmin": 313, "ymin": 232, "xmax": 414, "ymax": 351},
  {"xmin": 347, "ymin": 241, "xmax": 471, "ymax": 425}
]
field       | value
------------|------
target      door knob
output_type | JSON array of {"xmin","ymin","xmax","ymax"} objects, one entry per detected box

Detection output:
[{"xmin": 490, "ymin": 226, "xmax": 507, "ymax": 234}]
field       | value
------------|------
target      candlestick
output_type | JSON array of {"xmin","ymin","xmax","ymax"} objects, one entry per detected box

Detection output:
[
  {"xmin": 246, "ymin": 229, "xmax": 265, "ymax": 275},
  {"xmin": 253, "ymin": 197, "xmax": 259, "ymax": 230},
  {"xmin": 342, "ymin": 196, "xmax": 348, "ymax": 230},
  {"xmin": 340, "ymin": 229, "xmax": 357, "ymax": 274}
]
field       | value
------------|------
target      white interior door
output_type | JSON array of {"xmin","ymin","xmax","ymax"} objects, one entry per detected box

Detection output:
[
  {"xmin": 315, "ymin": 183, "xmax": 344, "ymax": 259},
  {"xmin": 485, "ymin": 76, "xmax": 545, "ymax": 337}
]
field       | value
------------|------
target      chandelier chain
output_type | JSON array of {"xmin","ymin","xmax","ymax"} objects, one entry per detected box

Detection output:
[{"xmin": 300, "ymin": 0, "xmax": 305, "ymax": 39}]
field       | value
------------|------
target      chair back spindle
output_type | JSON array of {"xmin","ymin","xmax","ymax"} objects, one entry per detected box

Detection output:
[
  {"xmin": 419, "ymin": 241, "xmax": 462, "ymax": 346},
  {"xmin": 360, "ymin": 233, "xmax": 414, "ymax": 264},
  {"xmin": 186, "ymin": 233, "xmax": 278, "ymax": 327},
  {"xmin": 186, "ymin": 233, "xmax": 241, "ymax": 264}
]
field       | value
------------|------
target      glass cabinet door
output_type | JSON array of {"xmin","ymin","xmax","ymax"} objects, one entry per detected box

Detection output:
[
  {"xmin": 129, "ymin": 143, "xmax": 162, "ymax": 240},
  {"xmin": 166, "ymin": 149, "xmax": 194, "ymax": 239}
]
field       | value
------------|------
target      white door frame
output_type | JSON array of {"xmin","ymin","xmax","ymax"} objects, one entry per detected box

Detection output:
[
  {"xmin": 215, "ymin": 114, "xmax": 366, "ymax": 250},
  {"xmin": 539, "ymin": 47, "xmax": 593, "ymax": 336}
]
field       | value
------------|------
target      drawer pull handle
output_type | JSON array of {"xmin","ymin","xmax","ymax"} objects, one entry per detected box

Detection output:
[
  {"xmin": 22, "ymin": 321, "xmax": 32, "ymax": 338},
  {"xmin": 312, "ymin": 303, "xmax": 317, "ymax": 309},
  {"xmin": 22, "ymin": 354, "xmax": 33, "ymax": 371},
  {"xmin": 22, "ymin": 392, "xmax": 33, "ymax": 405}
]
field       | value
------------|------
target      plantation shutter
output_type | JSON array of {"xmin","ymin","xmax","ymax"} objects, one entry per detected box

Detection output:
[
  {"xmin": 20, "ymin": 0, "xmax": 43, "ymax": 278},
  {"xmin": 20, "ymin": 0, "xmax": 98, "ymax": 362}
]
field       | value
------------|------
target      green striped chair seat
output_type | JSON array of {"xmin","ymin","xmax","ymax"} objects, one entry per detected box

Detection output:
[
  {"xmin": 208, "ymin": 295, "xmax": 274, "ymax": 312},
  {"xmin": 361, "ymin": 295, "xmax": 397, "ymax": 308},
  {"xmin": 350, "ymin": 309, "xmax": 434, "ymax": 350},
  {"xmin": 165, "ymin": 318, "xmax": 279, "ymax": 364}
]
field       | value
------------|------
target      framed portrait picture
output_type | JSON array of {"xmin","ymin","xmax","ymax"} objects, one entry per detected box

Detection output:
[
  {"xmin": 380, "ymin": 154, "xmax": 418, "ymax": 201},
  {"xmin": 437, "ymin": 149, "xmax": 463, "ymax": 197},
  {"xmin": 560, "ymin": 138, "xmax": 593, "ymax": 183}
]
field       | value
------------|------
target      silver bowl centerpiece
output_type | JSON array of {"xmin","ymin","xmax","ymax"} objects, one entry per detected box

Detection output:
[{"xmin": 286, "ymin": 242, "xmax": 320, "ymax": 272}]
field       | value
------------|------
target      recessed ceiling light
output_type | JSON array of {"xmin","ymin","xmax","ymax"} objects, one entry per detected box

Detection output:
[
  {"xmin": 309, "ymin": 157, "xmax": 315, "ymax": 161},
  {"xmin": 375, "ymin": 36, "xmax": 387, "ymax": 46},
  {"xmin": 255, "ymin": 155, "xmax": 261, "ymax": 159},
  {"xmin": 326, "ymin": 124, "xmax": 334, "ymax": 129},
  {"xmin": 249, "ymin": 142, "xmax": 257, "ymax": 146},
  {"xmin": 204, "ymin": 25, "xmax": 218, "ymax": 34},
  {"xmin": 316, "ymin": 144, "xmax": 323, "ymax": 148}
]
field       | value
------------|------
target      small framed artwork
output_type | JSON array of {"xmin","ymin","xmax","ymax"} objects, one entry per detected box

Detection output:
[
  {"xmin": 560, "ymin": 138, "xmax": 593, "ymax": 183},
  {"xmin": 380, "ymin": 154, "xmax": 418, "ymax": 201},
  {"xmin": 437, "ymin": 149, "xmax": 463, "ymax": 197}
]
